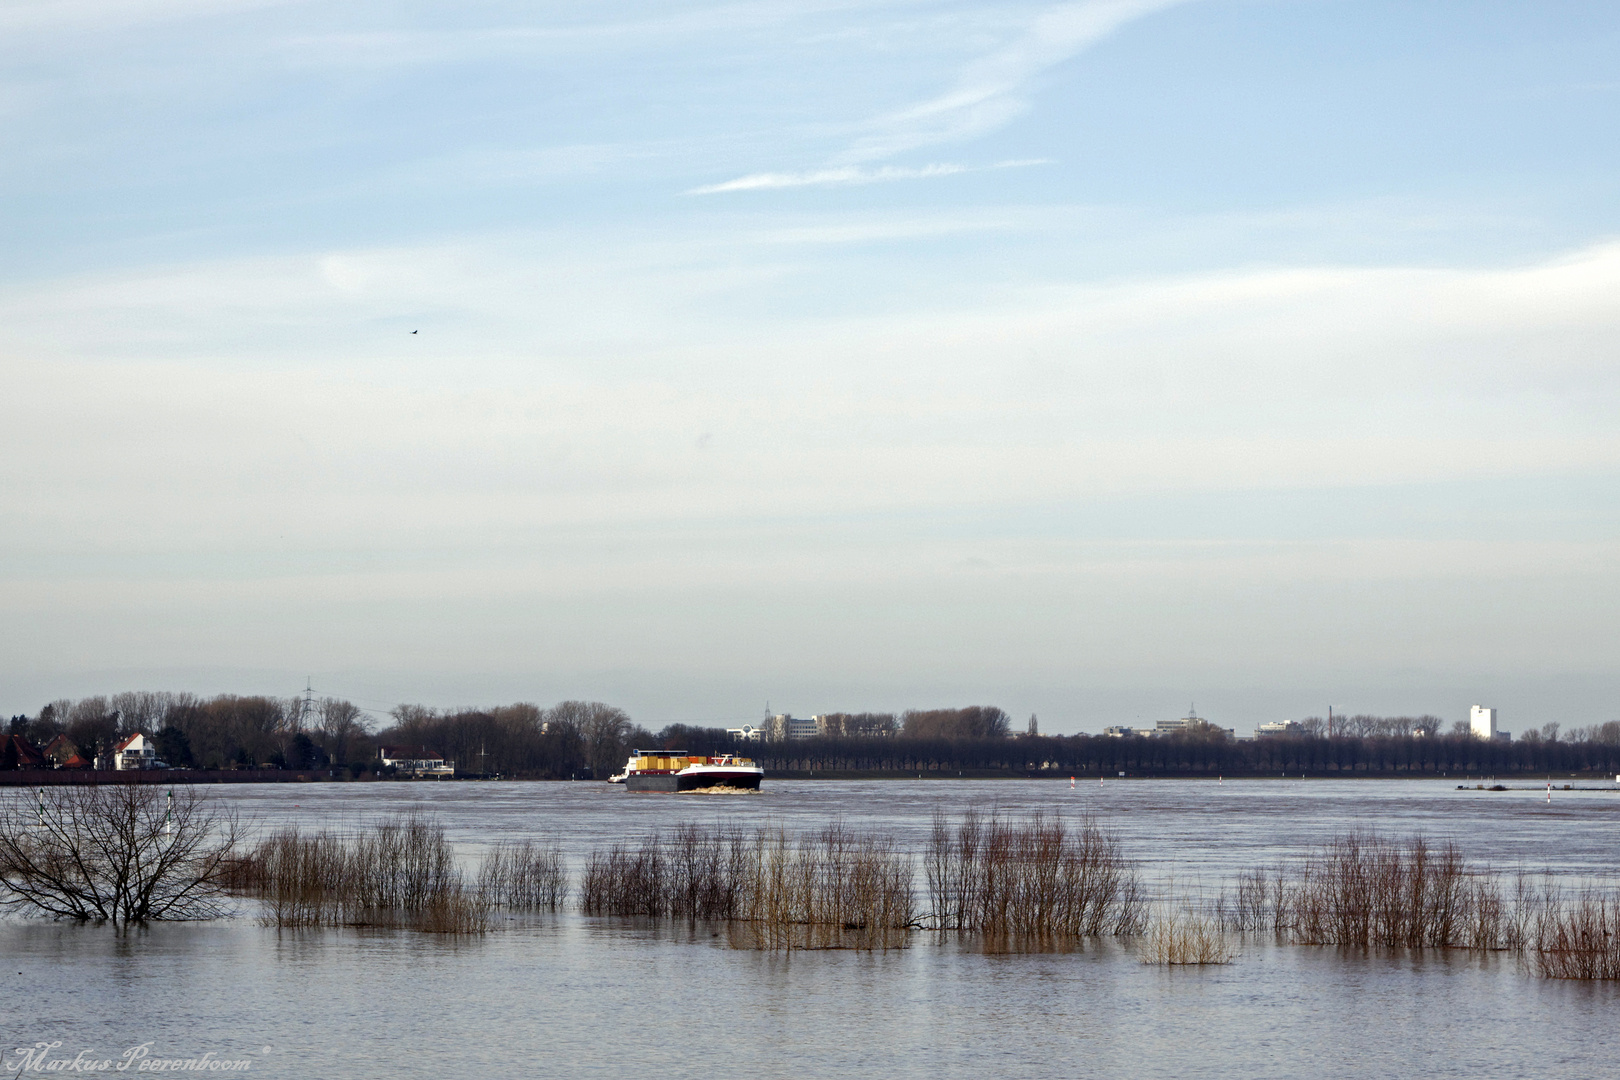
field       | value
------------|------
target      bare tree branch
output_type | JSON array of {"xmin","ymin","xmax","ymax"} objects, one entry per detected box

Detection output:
[{"xmin": 0, "ymin": 786, "xmax": 239, "ymax": 929}]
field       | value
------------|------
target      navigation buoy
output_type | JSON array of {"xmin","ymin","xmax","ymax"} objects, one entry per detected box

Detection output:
[{"xmin": 1070, "ymin": 776, "xmax": 1075, "ymax": 789}]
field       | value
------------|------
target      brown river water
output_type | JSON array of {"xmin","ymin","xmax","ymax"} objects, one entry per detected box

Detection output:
[{"xmin": 4, "ymin": 778, "xmax": 1616, "ymax": 1078}]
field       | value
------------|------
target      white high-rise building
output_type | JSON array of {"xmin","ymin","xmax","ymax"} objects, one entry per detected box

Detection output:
[{"xmin": 1470, "ymin": 705, "xmax": 1497, "ymax": 740}]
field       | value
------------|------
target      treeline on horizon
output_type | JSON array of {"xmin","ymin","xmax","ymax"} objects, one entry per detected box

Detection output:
[
  {"xmin": 8, "ymin": 694, "xmax": 1620, "ymax": 778},
  {"xmin": 0, "ymin": 697, "xmax": 1021, "ymax": 778}
]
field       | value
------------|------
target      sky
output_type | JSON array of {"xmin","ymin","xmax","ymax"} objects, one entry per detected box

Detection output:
[{"xmin": 2, "ymin": 0, "xmax": 1618, "ymax": 733}]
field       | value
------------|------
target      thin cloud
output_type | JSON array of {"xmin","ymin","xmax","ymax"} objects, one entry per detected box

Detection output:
[
  {"xmin": 841, "ymin": 0, "xmax": 1193, "ymax": 162},
  {"xmin": 688, "ymin": 158, "xmax": 1047, "ymax": 195},
  {"xmin": 275, "ymin": 3, "xmax": 865, "ymax": 69},
  {"xmin": 0, "ymin": 0, "xmax": 298, "ymax": 33},
  {"xmin": 690, "ymin": 1, "xmax": 1189, "ymax": 196}
]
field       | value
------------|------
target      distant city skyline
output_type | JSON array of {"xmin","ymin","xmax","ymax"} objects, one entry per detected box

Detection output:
[{"xmin": 3, "ymin": 1, "xmax": 1619, "ymax": 733}]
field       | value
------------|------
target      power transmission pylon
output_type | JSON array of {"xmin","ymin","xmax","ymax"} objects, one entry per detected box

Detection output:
[{"xmin": 297, "ymin": 678, "xmax": 318, "ymax": 732}]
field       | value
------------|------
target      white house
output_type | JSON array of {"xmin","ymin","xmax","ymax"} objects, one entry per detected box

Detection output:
[
  {"xmin": 378, "ymin": 746, "xmax": 455, "ymax": 777},
  {"xmin": 112, "ymin": 733, "xmax": 157, "ymax": 771}
]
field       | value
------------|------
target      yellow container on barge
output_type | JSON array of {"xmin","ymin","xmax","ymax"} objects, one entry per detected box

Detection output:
[{"xmin": 611, "ymin": 750, "xmax": 764, "ymax": 792}]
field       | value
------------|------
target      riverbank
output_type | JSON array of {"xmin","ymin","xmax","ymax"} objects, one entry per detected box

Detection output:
[{"xmin": 0, "ymin": 767, "xmax": 331, "ymax": 785}]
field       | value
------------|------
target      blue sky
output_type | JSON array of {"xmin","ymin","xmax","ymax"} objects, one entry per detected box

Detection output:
[{"xmin": 2, "ymin": 0, "xmax": 1618, "ymax": 732}]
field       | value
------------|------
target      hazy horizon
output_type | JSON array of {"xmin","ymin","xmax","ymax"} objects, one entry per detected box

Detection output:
[{"xmin": 4, "ymin": 1, "xmax": 1619, "ymax": 733}]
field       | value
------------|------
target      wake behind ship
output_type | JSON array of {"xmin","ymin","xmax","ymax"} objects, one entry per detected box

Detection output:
[{"xmin": 609, "ymin": 750, "xmax": 764, "ymax": 792}]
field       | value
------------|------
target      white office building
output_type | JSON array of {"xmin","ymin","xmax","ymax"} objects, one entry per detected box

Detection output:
[
  {"xmin": 1470, "ymin": 705, "xmax": 1499, "ymax": 740},
  {"xmin": 786, "ymin": 715, "xmax": 819, "ymax": 739},
  {"xmin": 760, "ymin": 713, "xmax": 820, "ymax": 740}
]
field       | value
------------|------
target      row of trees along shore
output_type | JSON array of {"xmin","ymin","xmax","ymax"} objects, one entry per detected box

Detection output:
[
  {"xmin": 2, "ymin": 693, "xmax": 645, "ymax": 779},
  {"xmin": 8, "ymin": 695, "xmax": 1620, "ymax": 778}
]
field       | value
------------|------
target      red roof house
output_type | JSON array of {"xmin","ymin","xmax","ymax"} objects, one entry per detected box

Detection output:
[{"xmin": 0, "ymin": 735, "xmax": 47, "ymax": 771}]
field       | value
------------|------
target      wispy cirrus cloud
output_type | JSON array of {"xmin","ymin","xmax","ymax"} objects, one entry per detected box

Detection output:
[
  {"xmin": 841, "ymin": 0, "xmax": 1193, "ymax": 163},
  {"xmin": 688, "ymin": 158, "xmax": 1047, "ymax": 195},
  {"xmin": 691, "ymin": 0, "xmax": 1192, "ymax": 195}
]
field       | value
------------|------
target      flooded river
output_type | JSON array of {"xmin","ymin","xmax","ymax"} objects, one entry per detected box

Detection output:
[{"xmin": 5, "ymin": 778, "xmax": 1616, "ymax": 1078}]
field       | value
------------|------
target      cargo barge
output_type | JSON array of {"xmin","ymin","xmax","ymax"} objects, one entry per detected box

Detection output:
[{"xmin": 609, "ymin": 750, "xmax": 764, "ymax": 792}]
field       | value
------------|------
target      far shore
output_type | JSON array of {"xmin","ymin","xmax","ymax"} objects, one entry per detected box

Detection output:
[{"xmin": 3, "ymin": 768, "xmax": 1616, "ymax": 786}]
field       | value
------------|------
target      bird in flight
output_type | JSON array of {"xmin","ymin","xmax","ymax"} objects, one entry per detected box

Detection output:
[{"xmin": 411, "ymin": 330, "xmax": 419, "ymax": 334}]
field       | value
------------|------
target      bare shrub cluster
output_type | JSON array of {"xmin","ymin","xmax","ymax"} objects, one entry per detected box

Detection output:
[
  {"xmin": 478, "ymin": 840, "xmax": 566, "ymax": 910},
  {"xmin": 1140, "ymin": 908, "xmax": 1236, "ymax": 965},
  {"xmin": 924, "ymin": 810, "xmax": 1147, "ymax": 944},
  {"xmin": 0, "ymin": 786, "xmax": 239, "ymax": 928},
  {"xmin": 1218, "ymin": 833, "xmax": 1527, "ymax": 949},
  {"xmin": 1212, "ymin": 830, "xmax": 1620, "ymax": 978},
  {"xmin": 1531, "ymin": 890, "xmax": 1620, "ymax": 980},
  {"xmin": 746, "ymin": 823, "xmax": 915, "ymax": 949},
  {"xmin": 229, "ymin": 814, "xmax": 488, "ymax": 933},
  {"xmin": 580, "ymin": 822, "xmax": 915, "ymax": 949},
  {"xmin": 1292, "ymin": 834, "xmax": 1514, "ymax": 949},
  {"xmin": 579, "ymin": 824, "xmax": 743, "ymax": 920}
]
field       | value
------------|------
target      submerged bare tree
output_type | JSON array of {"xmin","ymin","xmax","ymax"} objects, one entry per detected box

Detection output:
[{"xmin": 0, "ymin": 786, "xmax": 240, "ymax": 928}]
